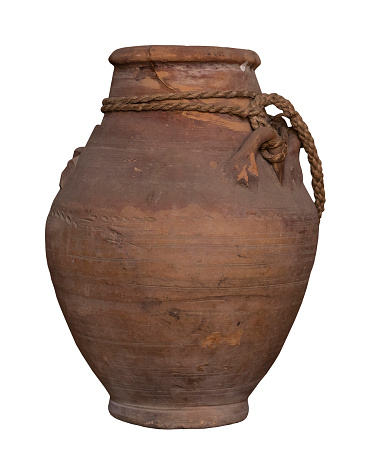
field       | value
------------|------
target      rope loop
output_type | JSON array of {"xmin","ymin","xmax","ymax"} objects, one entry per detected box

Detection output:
[
  {"xmin": 101, "ymin": 90, "xmax": 325, "ymax": 218},
  {"xmin": 260, "ymin": 115, "xmax": 289, "ymax": 164}
]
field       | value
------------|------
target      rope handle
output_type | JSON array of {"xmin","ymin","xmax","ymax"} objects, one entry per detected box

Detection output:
[
  {"xmin": 102, "ymin": 91, "xmax": 325, "ymax": 218},
  {"xmin": 249, "ymin": 93, "xmax": 325, "ymax": 218}
]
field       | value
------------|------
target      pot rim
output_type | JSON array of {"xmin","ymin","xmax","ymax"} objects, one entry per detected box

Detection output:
[{"xmin": 109, "ymin": 45, "xmax": 261, "ymax": 70}]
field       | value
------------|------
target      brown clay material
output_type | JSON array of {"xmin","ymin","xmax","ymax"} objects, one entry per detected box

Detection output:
[{"xmin": 46, "ymin": 46, "xmax": 320, "ymax": 429}]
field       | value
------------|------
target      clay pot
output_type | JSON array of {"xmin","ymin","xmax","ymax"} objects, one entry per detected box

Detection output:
[{"xmin": 46, "ymin": 46, "xmax": 319, "ymax": 428}]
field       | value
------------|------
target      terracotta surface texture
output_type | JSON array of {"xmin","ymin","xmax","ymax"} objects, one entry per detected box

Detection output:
[{"xmin": 46, "ymin": 46, "xmax": 319, "ymax": 429}]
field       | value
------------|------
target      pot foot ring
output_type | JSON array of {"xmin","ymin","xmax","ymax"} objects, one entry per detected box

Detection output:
[{"xmin": 108, "ymin": 399, "xmax": 249, "ymax": 429}]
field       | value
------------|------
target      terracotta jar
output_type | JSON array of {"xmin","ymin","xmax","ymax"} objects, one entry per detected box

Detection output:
[{"xmin": 46, "ymin": 46, "xmax": 320, "ymax": 428}]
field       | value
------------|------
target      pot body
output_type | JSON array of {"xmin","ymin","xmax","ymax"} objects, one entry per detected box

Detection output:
[{"xmin": 46, "ymin": 46, "xmax": 318, "ymax": 428}]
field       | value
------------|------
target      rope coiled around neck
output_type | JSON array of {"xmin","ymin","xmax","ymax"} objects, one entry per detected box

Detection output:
[{"xmin": 102, "ymin": 90, "xmax": 325, "ymax": 219}]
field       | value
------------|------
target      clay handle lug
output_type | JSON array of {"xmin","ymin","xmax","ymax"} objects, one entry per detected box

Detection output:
[
  {"xmin": 224, "ymin": 127, "xmax": 278, "ymax": 187},
  {"xmin": 59, "ymin": 147, "xmax": 84, "ymax": 189}
]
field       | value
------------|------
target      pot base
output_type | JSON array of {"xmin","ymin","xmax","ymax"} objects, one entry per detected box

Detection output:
[{"xmin": 108, "ymin": 399, "xmax": 249, "ymax": 429}]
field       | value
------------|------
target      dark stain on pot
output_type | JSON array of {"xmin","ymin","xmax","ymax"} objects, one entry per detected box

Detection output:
[
  {"xmin": 217, "ymin": 276, "xmax": 228, "ymax": 288},
  {"xmin": 146, "ymin": 190, "xmax": 156, "ymax": 204},
  {"xmin": 168, "ymin": 309, "xmax": 181, "ymax": 320},
  {"xmin": 196, "ymin": 363, "xmax": 209, "ymax": 372}
]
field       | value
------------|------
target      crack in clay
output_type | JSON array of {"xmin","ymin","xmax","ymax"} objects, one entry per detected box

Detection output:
[{"xmin": 148, "ymin": 46, "xmax": 176, "ymax": 92}]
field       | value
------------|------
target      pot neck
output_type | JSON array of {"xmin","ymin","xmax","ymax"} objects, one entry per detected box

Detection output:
[{"xmin": 107, "ymin": 46, "xmax": 262, "ymax": 98}]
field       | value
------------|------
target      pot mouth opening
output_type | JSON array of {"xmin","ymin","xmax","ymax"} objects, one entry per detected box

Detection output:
[{"xmin": 109, "ymin": 45, "xmax": 261, "ymax": 70}]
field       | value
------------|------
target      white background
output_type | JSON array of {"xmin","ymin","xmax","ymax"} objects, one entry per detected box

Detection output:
[{"xmin": 2, "ymin": 1, "xmax": 369, "ymax": 465}]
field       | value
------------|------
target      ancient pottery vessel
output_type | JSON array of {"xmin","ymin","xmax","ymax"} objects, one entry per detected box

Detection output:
[{"xmin": 46, "ymin": 46, "xmax": 324, "ymax": 428}]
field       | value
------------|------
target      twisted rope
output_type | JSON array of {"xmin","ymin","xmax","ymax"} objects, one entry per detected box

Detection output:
[{"xmin": 102, "ymin": 90, "xmax": 325, "ymax": 218}]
